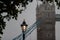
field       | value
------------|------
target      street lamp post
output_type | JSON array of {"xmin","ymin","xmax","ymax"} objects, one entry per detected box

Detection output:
[{"xmin": 21, "ymin": 20, "xmax": 28, "ymax": 40}]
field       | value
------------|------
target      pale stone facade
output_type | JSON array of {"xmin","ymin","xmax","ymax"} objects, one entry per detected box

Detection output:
[{"xmin": 36, "ymin": 1, "xmax": 55, "ymax": 40}]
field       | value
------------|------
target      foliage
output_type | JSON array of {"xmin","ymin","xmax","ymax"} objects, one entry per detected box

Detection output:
[
  {"xmin": 0, "ymin": 0, "xmax": 60, "ymax": 39},
  {"xmin": 40, "ymin": 0, "xmax": 60, "ymax": 9},
  {"xmin": 0, "ymin": 0, "xmax": 33, "ymax": 39}
]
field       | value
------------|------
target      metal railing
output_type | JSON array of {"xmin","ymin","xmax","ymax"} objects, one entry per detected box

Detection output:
[
  {"xmin": 13, "ymin": 16, "xmax": 47, "ymax": 40},
  {"xmin": 13, "ymin": 14, "xmax": 60, "ymax": 40}
]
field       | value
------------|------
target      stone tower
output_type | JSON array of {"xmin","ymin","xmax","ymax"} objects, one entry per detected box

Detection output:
[{"xmin": 36, "ymin": 0, "xmax": 55, "ymax": 40}]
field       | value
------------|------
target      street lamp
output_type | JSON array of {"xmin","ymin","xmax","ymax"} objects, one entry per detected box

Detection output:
[{"xmin": 21, "ymin": 19, "xmax": 28, "ymax": 40}]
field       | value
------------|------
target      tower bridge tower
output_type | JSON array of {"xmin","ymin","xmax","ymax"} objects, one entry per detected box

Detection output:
[{"xmin": 36, "ymin": 0, "xmax": 55, "ymax": 40}]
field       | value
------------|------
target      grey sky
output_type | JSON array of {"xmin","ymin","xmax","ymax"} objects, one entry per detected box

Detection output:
[{"xmin": 1, "ymin": 0, "xmax": 60, "ymax": 40}]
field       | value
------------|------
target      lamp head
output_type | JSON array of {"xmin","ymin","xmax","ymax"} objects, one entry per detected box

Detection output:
[{"xmin": 21, "ymin": 19, "xmax": 28, "ymax": 32}]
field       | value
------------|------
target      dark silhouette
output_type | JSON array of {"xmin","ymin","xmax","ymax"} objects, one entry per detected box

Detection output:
[{"xmin": 0, "ymin": 0, "xmax": 33, "ymax": 39}]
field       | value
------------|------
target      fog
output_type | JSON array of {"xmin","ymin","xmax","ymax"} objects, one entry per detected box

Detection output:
[{"xmin": 1, "ymin": 0, "xmax": 60, "ymax": 40}]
